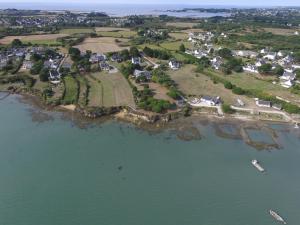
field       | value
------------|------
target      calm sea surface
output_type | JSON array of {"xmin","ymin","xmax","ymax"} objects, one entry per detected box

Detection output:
[
  {"xmin": 0, "ymin": 3, "xmax": 231, "ymax": 18},
  {"xmin": 0, "ymin": 94, "xmax": 300, "ymax": 225}
]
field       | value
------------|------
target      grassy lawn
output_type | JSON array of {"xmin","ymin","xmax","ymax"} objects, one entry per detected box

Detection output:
[
  {"xmin": 91, "ymin": 72, "xmax": 115, "ymax": 107},
  {"xmin": 62, "ymin": 75, "xmax": 79, "ymax": 104},
  {"xmin": 85, "ymin": 70, "xmax": 135, "ymax": 108},
  {"xmin": 137, "ymin": 44, "xmax": 165, "ymax": 51},
  {"xmin": 206, "ymin": 69, "xmax": 300, "ymax": 106},
  {"xmin": 168, "ymin": 65, "xmax": 253, "ymax": 105},
  {"xmin": 86, "ymin": 75, "xmax": 103, "ymax": 107},
  {"xmin": 76, "ymin": 75, "xmax": 89, "ymax": 107},
  {"xmin": 169, "ymin": 32, "xmax": 188, "ymax": 40},
  {"xmin": 92, "ymin": 72, "xmax": 135, "ymax": 107},
  {"xmin": 24, "ymin": 39, "xmax": 61, "ymax": 45},
  {"xmin": 60, "ymin": 28, "xmax": 95, "ymax": 35},
  {"xmin": 160, "ymin": 40, "xmax": 192, "ymax": 51},
  {"xmin": 166, "ymin": 22, "xmax": 198, "ymax": 28},
  {"xmin": 97, "ymin": 30, "xmax": 137, "ymax": 38}
]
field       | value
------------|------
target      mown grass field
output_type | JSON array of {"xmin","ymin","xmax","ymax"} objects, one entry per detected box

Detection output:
[
  {"xmin": 97, "ymin": 30, "xmax": 137, "ymax": 38},
  {"xmin": 62, "ymin": 75, "xmax": 79, "ymax": 104},
  {"xmin": 95, "ymin": 27, "xmax": 130, "ymax": 32},
  {"xmin": 263, "ymin": 28, "xmax": 300, "ymax": 36},
  {"xmin": 206, "ymin": 69, "xmax": 300, "ymax": 106},
  {"xmin": 0, "ymin": 34, "xmax": 68, "ymax": 45},
  {"xmin": 160, "ymin": 40, "xmax": 192, "ymax": 51},
  {"xmin": 86, "ymin": 75, "xmax": 103, "ymax": 107},
  {"xmin": 168, "ymin": 65, "xmax": 254, "ymax": 105},
  {"xmin": 74, "ymin": 37, "xmax": 129, "ymax": 53},
  {"xmin": 166, "ymin": 22, "xmax": 198, "ymax": 28},
  {"xmin": 76, "ymin": 76, "xmax": 89, "ymax": 107},
  {"xmin": 89, "ymin": 72, "xmax": 135, "ymax": 107},
  {"xmin": 169, "ymin": 32, "xmax": 188, "ymax": 40},
  {"xmin": 60, "ymin": 28, "xmax": 95, "ymax": 35}
]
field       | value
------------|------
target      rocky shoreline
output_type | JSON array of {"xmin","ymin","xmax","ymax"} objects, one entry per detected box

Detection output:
[{"xmin": 1, "ymin": 90, "xmax": 299, "ymax": 151}]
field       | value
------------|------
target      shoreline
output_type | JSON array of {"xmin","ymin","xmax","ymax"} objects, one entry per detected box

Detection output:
[
  {"xmin": 1, "ymin": 90, "xmax": 296, "ymax": 128},
  {"xmin": 2, "ymin": 91, "xmax": 299, "ymax": 150}
]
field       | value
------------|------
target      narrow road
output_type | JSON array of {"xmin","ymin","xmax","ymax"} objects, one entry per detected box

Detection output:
[{"xmin": 231, "ymin": 105, "xmax": 296, "ymax": 123}]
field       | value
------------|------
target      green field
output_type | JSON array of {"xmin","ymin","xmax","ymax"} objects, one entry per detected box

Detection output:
[
  {"xmin": 160, "ymin": 40, "xmax": 192, "ymax": 51},
  {"xmin": 62, "ymin": 75, "xmax": 79, "ymax": 104},
  {"xmin": 205, "ymin": 69, "xmax": 300, "ymax": 106},
  {"xmin": 60, "ymin": 28, "xmax": 95, "ymax": 35},
  {"xmin": 76, "ymin": 76, "xmax": 89, "ymax": 107},
  {"xmin": 168, "ymin": 65, "xmax": 252, "ymax": 105},
  {"xmin": 97, "ymin": 30, "xmax": 137, "ymax": 38},
  {"xmin": 86, "ymin": 74, "xmax": 103, "ymax": 107},
  {"xmin": 24, "ymin": 39, "xmax": 61, "ymax": 45}
]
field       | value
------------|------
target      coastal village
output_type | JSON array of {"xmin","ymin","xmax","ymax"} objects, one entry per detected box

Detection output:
[{"xmin": 1, "ymin": 8, "xmax": 300, "ymax": 126}]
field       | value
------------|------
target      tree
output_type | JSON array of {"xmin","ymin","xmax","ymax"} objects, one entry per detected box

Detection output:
[
  {"xmin": 39, "ymin": 68, "xmax": 49, "ymax": 82},
  {"xmin": 224, "ymin": 81, "xmax": 233, "ymax": 89},
  {"xmin": 217, "ymin": 48, "xmax": 232, "ymax": 59},
  {"xmin": 179, "ymin": 43, "xmax": 186, "ymax": 52},
  {"xmin": 232, "ymin": 87, "xmax": 245, "ymax": 95},
  {"xmin": 120, "ymin": 49, "xmax": 130, "ymax": 61},
  {"xmin": 273, "ymin": 65, "xmax": 284, "ymax": 76},
  {"xmin": 11, "ymin": 39, "xmax": 23, "ymax": 47},
  {"xmin": 222, "ymin": 104, "xmax": 235, "ymax": 114},
  {"xmin": 129, "ymin": 47, "xmax": 140, "ymax": 57},
  {"xmin": 258, "ymin": 63, "xmax": 272, "ymax": 75},
  {"xmin": 167, "ymin": 88, "xmax": 181, "ymax": 99},
  {"xmin": 293, "ymin": 51, "xmax": 300, "ymax": 63},
  {"xmin": 30, "ymin": 60, "xmax": 44, "ymax": 75},
  {"xmin": 69, "ymin": 47, "xmax": 81, "ymax": 61}
]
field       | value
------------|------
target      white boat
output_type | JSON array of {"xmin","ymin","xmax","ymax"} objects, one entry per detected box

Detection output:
[
  {"xmin": 251, "ymin": 159, "xmax": 265, "ymax": 172},
  {"xmin": 295, "ymin": 123, "xmax": 299, "ymax": 129},
  {"xmin": 269, "ymin": 210, "xmax": 287, "ymax": 224}
]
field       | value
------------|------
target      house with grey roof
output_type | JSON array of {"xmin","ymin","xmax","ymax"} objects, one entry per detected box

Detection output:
[
  {"xmin": 133, "ymin": 69, "xmax": 152, "ymax": 80},
  {"xmin": 201, "ymin": 96, "xmax": 221, "ymax": 106}
]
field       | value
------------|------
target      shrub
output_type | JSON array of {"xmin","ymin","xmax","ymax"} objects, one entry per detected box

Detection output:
[
  {"xmin": 232, "ymin": 87, "xmax": 245, "ymax": 95},
  {"xmin": 224, "ymin": 81, "xmax": 233, "ymax": 89},
  {"xmin": 222, "ymin": 104, "xmax": 235, "ymax": 114}
]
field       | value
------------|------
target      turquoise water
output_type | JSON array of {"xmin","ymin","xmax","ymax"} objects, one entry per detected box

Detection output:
[{"xmin": 0, "ymin": 94, "xmax": 300, "ymax": 225}]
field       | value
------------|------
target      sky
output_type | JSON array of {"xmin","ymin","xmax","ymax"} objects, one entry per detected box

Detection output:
[{"xmin": 1, "ymin": 0, "xmax": 300, "ymax": 6}]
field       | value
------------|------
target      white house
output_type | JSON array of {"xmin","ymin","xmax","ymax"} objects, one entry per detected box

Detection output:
[
  {"xmin": 22, "ymin": 60, "xmax": 33, "ymax": 70},
  {"xmin": 263, "ymin": 52, "xmax": 277, "ymax": 60},
  {"xmin": 131, "ymin": 57, "xmax": 141, "ymax": 65},
  {"xmin": 234, "ymin": 50, "xmax": 258, "ymax": 58},
  {"xmin": 255, "ymin": 99, "xmax": 271, "ymax": 108},
  {"xmin": 169, "ymin": 60, "xmax": 181, "ymax": 70},
  {"xmin": 211, "ymin": 57, "xmax": 223, "ymax": 70},
  {"xmin": 279, "ymin": 71, "xmax": 296, "ymax": 88},
  {"xmin": 243, "ymin": 64, "xmax": 258, "ymax": 74},
  {"xmin": 255, "ymin": 59, "xmax": 266, "ymax": 67},
  {"xmin": 201, "ymin": 96, "xmax": 221, "ymax": 106},
  {"xmin": 89, "ymin": 53, "xmax": 106, "ymax": 63},
  {"xmin": 280, "ymin": 80, "xmax": 294, "ymax": 88},
  {"xmin": 100, "ymin": 62, "xmax": 110, "ymax": 71}
]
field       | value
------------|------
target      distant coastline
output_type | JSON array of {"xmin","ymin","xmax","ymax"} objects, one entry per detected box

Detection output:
[{"xmin": 0, "ymin": 3, "xmax": 234, "ymax": 18}]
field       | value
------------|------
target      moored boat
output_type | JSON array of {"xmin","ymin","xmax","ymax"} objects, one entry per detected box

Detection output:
[
  {"xmin": 269, "ymin": 210, "xmax": 287, "ymax": 224},
  {"xmin": 251, "ymin": 159, "xmax": 265, "ymax": 172}
]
